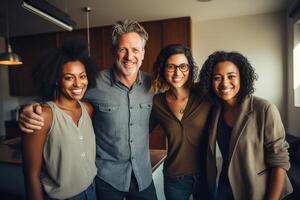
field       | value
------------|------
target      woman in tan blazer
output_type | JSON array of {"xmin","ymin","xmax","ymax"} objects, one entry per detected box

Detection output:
[{"xmin": 198, "ymin": 51, "xmax": 293, "ymax": 200}]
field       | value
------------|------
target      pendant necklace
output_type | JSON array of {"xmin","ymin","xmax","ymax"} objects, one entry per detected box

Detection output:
[{"xmin": 179, "ymin": 107, "xmax": 185, "ymax": 114}]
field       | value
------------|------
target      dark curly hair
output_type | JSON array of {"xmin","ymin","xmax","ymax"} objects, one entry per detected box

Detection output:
[
  {"xmin": 32, "ymin": 38, "xmax": 99, "ymax": 101},
  {"xmin": 151, "ymin": 44, "xmax": 198, "ymax": 93},
  {"xmin": 198, "ymin": 51, "xmax": 258, "ymax": 104}
]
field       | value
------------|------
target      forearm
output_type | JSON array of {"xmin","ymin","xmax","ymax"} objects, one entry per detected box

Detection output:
[
  {"xmin": 265, "ymin": 167, "xmax": 285, "ymax": 200},
  {"xmin": 24, "ymin": 175, "xmax": 44, "ymax": 200}
]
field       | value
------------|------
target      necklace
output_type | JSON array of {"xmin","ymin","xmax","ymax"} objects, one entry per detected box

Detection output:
[
  {"xmin": 166, "ymin": 91, "xmax": 189, "ymax": 115},
  {"xmin": 179, "ymin": 107, "xmax": 185, "ymax": 114}
]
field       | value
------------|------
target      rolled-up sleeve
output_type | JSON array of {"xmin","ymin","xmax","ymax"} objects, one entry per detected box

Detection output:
[{"xmin": 264, "ymin": 103, "xmax": 290, "ymax": 170}]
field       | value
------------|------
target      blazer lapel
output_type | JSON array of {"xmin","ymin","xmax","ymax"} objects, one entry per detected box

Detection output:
[
  {"xmin": 228, "ymin": 96, "xmax": 253, "ymax": 165},
  {"xmin": 209, "ymin": 105, "xmax": 221, "ymax": 156},
  {"xmin": 207, "ymin": 105, "xmax": 222, "ymax": 191}
]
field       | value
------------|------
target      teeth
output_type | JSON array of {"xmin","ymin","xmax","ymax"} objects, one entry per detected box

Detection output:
[
  {"xmin": 172, "ymin": 77, "xmax": 182, "ymax": 81},
  {"xmin": 220, "ymin": 88, "xmax": 232, "ymax": 94},
  {"xmin": 124, "ymin": 61, "xmax": 135, "ymax": 65},
  {"xmin": 72, "ymin": 89, "xmax": 82, "ymax": 94}
]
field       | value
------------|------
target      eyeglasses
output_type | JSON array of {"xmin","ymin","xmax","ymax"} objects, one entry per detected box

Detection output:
[{"xmin": 166, "ymin": 63, "xmax": 190, "ymax": 72}]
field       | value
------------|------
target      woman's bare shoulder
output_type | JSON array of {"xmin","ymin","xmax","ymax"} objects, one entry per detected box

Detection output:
[{"xmin": 81, "ymin": 100, "xmax": 93, "ymax": 117}]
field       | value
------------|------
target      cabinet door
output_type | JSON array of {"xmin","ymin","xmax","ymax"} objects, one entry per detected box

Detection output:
[
  {"xmin": 9, "ymin": 33, "xmax": 58, "ymax": 96},
  {"xmin": 89, "ymin": 27, "xmax": 104, "ymax": 70},
  {"xmin": 100, "ymin": 26, "xmax": 114, "ymax": 69},
  {"xmin": 162, "ymin": 17, "xmax": 191, "ymax": 47},
  {"xmin": 141, "ymin": 21, "xmax": 162, "ymax": 74}
]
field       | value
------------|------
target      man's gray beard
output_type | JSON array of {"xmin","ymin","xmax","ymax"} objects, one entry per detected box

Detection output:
[{"xmin": 115, "ymin": 60, "xmax": 141, "ymax": 77}]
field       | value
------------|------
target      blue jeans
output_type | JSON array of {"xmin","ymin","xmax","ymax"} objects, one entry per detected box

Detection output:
[
  {"xmin": 44, "ymin": 182, "xmax": 96, "ymax": 200},
  {"xmin": 95, "ymin": 175, "xmax": 157, "ymax": 200},
  {"xmin": 164, "ymin": 173, "xmax": 201, "ymax": 200}
]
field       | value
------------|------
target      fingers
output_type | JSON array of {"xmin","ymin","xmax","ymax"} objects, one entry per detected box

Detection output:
[
  {"xmin": 19, "ymin": 111, "xmax": 44, "ymax": 126},
  {"xmin": 19, "ymin": 119, "xmax": 43, "ymax": 133},
  {"xmin": 34, "ymin": 104, "xmax": 43, "ymax": 116},
  {"xmin": 19, "ymin": 121, "xmax": 34, "ymax": 133},
  {"xmin": 18, "ymin": 103, "xmax": 45, "ymax": 133}
]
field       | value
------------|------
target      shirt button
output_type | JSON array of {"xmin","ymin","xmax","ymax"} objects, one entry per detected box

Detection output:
[
  {"xmin": 130, "ymin": 123, "xmax": 134, "ymax": 126},
  {"xmin": 130, "ymin": 140, "xmax": 133, "ymax": 143},
  {"xmin": 79, "ymin": 136, "xmax": 83, "ymax": 140},
  {"xmin": 130, "ymin": 106, "xmax": 133, "ymax": 109},
  {"xmin": 81, "ymin": 153, "xmax": 86, "ymax": 157},
  {"xmin": 131, "ymin": 156, "xmax": 134, "ymax": 160}
]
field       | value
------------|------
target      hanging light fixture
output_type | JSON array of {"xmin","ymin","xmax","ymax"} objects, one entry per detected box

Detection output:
[
  {"xmin": 0, "ymin": 0, "xmax": 22, "ymax": 65},
  {"xmin": 84, "ymin": 6, "xmax": 91, "ymax": 56}
]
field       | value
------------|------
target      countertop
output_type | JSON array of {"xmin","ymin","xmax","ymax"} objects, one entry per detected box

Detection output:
[
  {"xmin": 0, "ymin": 137, "xmax": 22, "ymax": 165},
  {"xmin": 0, "ymin": 137, "xmax": 167, "ymax": 171}
]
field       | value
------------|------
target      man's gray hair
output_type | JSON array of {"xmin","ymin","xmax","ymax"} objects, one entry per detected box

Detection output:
[{"xmin": 112, "ymin": 19, "xmax": 149, "ymax": 51}]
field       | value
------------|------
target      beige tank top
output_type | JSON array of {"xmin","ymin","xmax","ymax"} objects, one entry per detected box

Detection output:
[{"xmin": 41, "ymin": 101, "xmax": 97, "ymax": 199}]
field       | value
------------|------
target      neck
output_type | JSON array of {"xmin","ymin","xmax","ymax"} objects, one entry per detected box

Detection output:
[
  {"xmin": 117, "ymin": 72, "xmax": 138, "ymax": 89},
  {"xmin": 168, "ymin": 86, "xmax": 190, "ymax": 100},
  {"xmin": 54, "ymin": 96, "xmax": 79, "ymax": 110},
  {"xmin": 223, "ymin": 99, "xmax": 238, "ymax": 111}
]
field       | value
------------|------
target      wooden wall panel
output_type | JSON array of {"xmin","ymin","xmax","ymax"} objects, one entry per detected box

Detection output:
[
  {"xmin": 9, "ymin": 33, "xmax": 57, "ymax": 96},
  {"xmin": 100, "ymin": 26, "xmax": 114, "ymax": 69},
  {"xmin": 89, "ymin": 27, "xmax": 104, "ymax": 71},
  {"xmin": 162, "ymin": 17, "xmax": 191, "ymax": 48},
  {"xmin": 141, "ymin": 21, "xmax": 162, "ymax": 74}
]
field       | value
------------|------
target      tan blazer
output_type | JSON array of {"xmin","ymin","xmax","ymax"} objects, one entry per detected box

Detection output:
[{"xmin": 206, "ymin": 95, "xmax": 293, "ymax": 200}]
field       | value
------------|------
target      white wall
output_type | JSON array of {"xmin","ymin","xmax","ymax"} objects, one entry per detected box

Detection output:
[
  {"xmin": 192, "ymin": 12, "xmax": 287, "ymax": 126},
  {"xmin": 287, "ymin": 0, "xmax": 300, "ymax": 137}
]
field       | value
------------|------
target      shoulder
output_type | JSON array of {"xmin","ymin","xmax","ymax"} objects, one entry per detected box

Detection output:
[
  {"xmin": 250, "ymin": 96, "xmax": 281, "ymax": 118},
  {"xmin": 99, "ymin": 69, "xmax": 110, "ymax": 76},
  {"xmin": 139, "ymin": 70, "xmax": 151, "ymax": 88},
  {"xmin": 41, "ymin": 103, "xmax": 52, "ymax": 123},
  {"xmin": 252, "ymin": 96, "xmax": 271, "ymax": 107},
  {"xmin": 93, "ymin": 69, "xmax": 111, "ymax": 86},
  {"xmin": 139, "ymin": 70, "xmax": 151, "ymax": 79},
  {"xmin": 153, "ymin": 92, "xmax": 165, "ymax": 103},
  {"xmin": 251, "ymin": 96, "xmax": 276, "ymax": 111},
  {"xmin": 29, "ymin": 103, "xmax": 52, "ymax": 134},
  {"xmin": 82, "ymin": 100, "xmax": 93, "ymax": 117}
]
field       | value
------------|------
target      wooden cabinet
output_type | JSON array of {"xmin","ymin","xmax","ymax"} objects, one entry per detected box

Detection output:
[{"xmin": 8, "ymin": 17, "xmax": 191, "ymax": 149}]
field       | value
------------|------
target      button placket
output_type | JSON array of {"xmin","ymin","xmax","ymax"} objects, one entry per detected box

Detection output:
[{"xmin": 128, "ymin": 91, "xmax": 135, "ymax": 160}]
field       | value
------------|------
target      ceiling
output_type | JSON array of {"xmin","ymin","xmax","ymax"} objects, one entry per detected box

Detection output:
[{"xmin": 0, "ymin": 0, "xmax": 292, "ymax": 38}]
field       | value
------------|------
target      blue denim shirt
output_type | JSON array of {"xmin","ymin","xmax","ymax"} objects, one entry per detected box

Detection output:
[{"xmin": 84, "ymin": 67, "xmax": 153, "ymax": 192}]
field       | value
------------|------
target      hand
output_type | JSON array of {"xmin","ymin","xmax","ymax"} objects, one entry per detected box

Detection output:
[{"xmin": 19, "ymin": 103, "xmax": 45, "ymax": 133}]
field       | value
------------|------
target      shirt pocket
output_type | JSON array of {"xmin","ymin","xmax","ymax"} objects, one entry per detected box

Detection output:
[
  {"xmin": 98, "ymin": 104, "xmax": 119, "ymax": 113},
  {"xmin": 139, "ymin": 103, "xmax": 152, "ymax": 109},
  {"xmin": 138, "ymin": 103, "xmax": 152, "ymax": 127},
  {"xmin": 95, "ymin": 104, "xmax": 120, "ymax": 135}
]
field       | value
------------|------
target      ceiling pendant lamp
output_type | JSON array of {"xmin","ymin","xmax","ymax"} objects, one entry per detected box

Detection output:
[
  {"xmin": 0, "ymin": 43, "xmax": 23, "ymax": 65},
  {"xmin": 0, "ymin": 0, "xmax": 23, "ymax": 66},
  {"xmin": 84, "ymin": 6, "xmax": 92, "ymax": 56}
]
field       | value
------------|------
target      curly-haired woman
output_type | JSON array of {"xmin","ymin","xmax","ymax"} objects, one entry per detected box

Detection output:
[
  {"xmin": 21, "ymin": 40, "xmax": 99, "ymax": 200},
  {"xmin": 199, "ymin": 51, "xmax": 293, "ymax": 200}
]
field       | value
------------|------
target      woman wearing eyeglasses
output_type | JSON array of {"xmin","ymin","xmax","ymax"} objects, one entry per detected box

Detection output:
[{"xmin": 150, "ymin": 44, "xmax": 210, "ymax": 200}]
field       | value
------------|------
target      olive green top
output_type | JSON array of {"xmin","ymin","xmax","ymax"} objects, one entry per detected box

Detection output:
[{"xmin": 42, "ymin": 101, "xmax": 97, "ymax": 199}]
